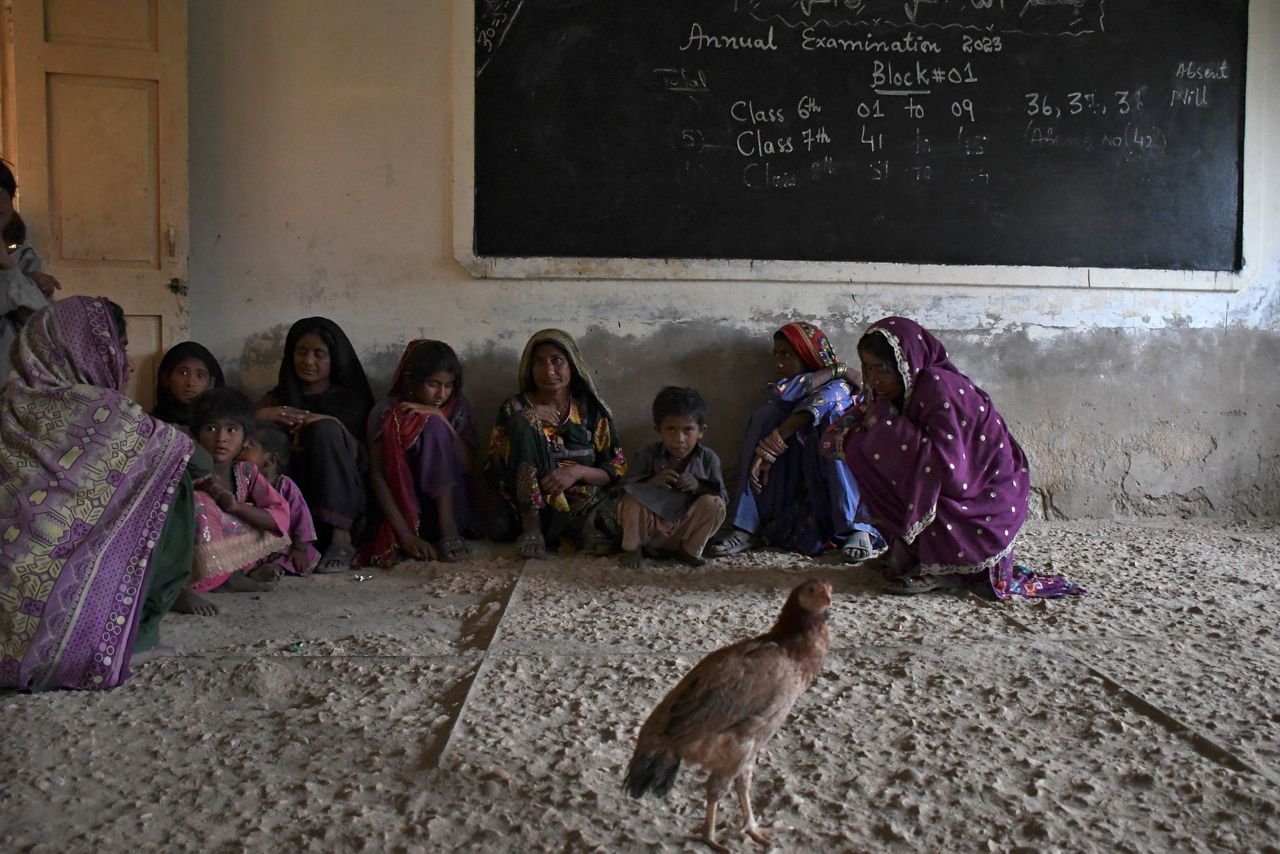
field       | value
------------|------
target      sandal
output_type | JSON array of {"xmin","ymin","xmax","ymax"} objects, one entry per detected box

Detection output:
[
  {"xmin": 838, "ymin": 530, "xmax": 876, "ymax": 564},
  {"xmin": 884, "ymin": 575, "xmax": 945, "ymax": 595},
  {"xmin": 516, "ymin": 531, "xmax": 547, "ymax": 560},
  {"xmin": 436, "ymin": 535, "xmax": 471, "ymax": 563},
  {"xmin": 314, "ymin": 543, "xmax": 355, "ymax": 574},
  {"xmin": 706, "ymin": 528, "xmax": 755, "ymax": 558}
]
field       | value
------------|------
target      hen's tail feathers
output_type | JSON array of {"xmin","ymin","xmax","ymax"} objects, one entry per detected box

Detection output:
[{"xmin": 623, "ymin": 750, "xmax": 681, "ymax": 799}]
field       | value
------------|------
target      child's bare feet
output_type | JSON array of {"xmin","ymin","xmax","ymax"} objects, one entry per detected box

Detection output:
[
  {"xmin": 173, "ymin": 588, "xmax": 219, "ymax": 615},
  {"xmin": 224, "ymin": 570, "xmax": 277, "ymax": 592},
  {"xmin": 619, "ymin": 549, "xmax": 644, "ymax": 569}
]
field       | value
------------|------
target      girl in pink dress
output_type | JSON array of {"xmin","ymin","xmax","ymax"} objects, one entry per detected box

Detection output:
[{"xmin": 183, "ymin": 388, "xmax": 291, "ymax": 614}]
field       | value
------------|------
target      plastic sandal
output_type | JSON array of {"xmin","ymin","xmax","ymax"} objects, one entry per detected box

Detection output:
[
  {"xmin": 884, "ymin": 576, "xmax": 944, "ymax": 595},
  {"xmin": 436, "ymin": 535, "xmax": 471, "ymax": 563},
  {"xmin": 516, "ymin": 531, "xmax": 547, "ymax": 560},
  {"xmin": 314, "ymin": 543, "xmax": 354, "ymax": 574}
]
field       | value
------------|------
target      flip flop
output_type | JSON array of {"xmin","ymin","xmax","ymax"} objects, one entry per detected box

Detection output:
[
  {"xmin": 314, "ymin": 543, "xmax": 355, "ymax": 574},
  {"xmin": 884, "ymin": 575, "xmax": 944, "ymax": 595},
  {"xmin": 436, "ymin": 535, "xmax": 471, "ymax": 563},
  {"xmin": 516, "ymin": 531, "xmax": 547, "ymax": 560},
  {"xmin": 819, "ymin": 531, "xmax": 877, "ymax": 564}
]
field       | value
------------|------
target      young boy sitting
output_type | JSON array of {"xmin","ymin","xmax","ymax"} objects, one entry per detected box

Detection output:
[{"xmin": 617, "ymin": 386, "xmax": 727, "ymax": 568}]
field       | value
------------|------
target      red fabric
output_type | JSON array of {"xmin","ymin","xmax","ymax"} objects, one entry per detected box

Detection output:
[{"xmin": 778, "ymin": 321, "xmax": 836, "ymax": 372}]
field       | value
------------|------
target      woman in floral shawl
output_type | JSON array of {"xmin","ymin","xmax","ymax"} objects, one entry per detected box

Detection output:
[
  {"xmin": 831, "ymin": 316, "xmax": 1084, "ymax": 598},
  {"xmin": 708, "ymin": 321, "xmax": 883, "ymax": 558},
  {"xmin": 1, "ymin": 297, "xmax": 195, "ymax": 689},
  {"xmin": 485, "ymin": 329, "xmax": 626, "ymax": 559}
]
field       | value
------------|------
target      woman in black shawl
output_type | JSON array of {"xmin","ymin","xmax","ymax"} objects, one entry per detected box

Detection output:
[
  {"xmin": 151, "ymin": 341, "xmax": 226, "ymax": 429},
  {"xmin": 257, "ymin": 317, "xmax": 374, "ymax": 573}
]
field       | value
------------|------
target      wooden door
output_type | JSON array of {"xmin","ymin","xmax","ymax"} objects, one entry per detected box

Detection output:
[{"xmin": 1, "ymin": 0, "xmax": 188, "ymax": 410}]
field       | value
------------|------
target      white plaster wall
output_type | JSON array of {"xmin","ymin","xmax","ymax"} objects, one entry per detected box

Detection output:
[{"xmin": 188, "ymin": 0, "xmax": 1280, "ymax": 518}]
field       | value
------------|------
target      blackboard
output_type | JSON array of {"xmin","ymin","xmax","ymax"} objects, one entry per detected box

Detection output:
[{"xmin": 474, "ymin": 0, "xmax": 1247, "ymax": 271}]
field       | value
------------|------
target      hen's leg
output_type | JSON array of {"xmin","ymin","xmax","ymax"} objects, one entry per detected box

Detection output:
[
  {"xmin": 736, "ymin": 769, "xmax": 774, "ymax": 846},
  {"xmin": 695, "ymin": 778, "xmax": 730, "ymax": 853}
]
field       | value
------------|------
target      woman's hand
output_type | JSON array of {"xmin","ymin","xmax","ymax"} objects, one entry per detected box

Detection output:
[
  {"xmin": 399, "ymin": 533, "xmax": 436, "ymax": 561},
  {"xmin": 258, "ymin": 406, "xmax": 309, "ymax": 430},
  {"xmin": 756, "ymin": 429, "xmax": 788, "ymax": 459},
  {"xmin": 299, "ymin": 411, "xmax": 338, "ymax": 428},
  {"xmin": 27, "ymin": 271, "xmax": 60, "ymax": 297},
  {"xmin": 398, "ymin": 401, "xmax": 456, "ymax": 431},
  {"xmin": 289, "ymin": 545, "xmax": 314, "ymax": 575},
  {"xmin": 539, "ymin": 464, "xmax": 581, "ymax": 498},
  {"xmin": 749, "ymin": 456, "xmax": 773, "ymax": 494}
]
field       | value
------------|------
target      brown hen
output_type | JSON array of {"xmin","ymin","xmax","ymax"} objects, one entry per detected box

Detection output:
[{"xmin": 623, "ymin": 578, "xmax": 832, "ymax": 850}]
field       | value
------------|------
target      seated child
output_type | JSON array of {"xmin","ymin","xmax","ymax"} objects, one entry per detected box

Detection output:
[
  {"xmin": 360, "ymin": 340, "xmax": 478, "ymax": 566},
  {"xmin": 175, "ymin": 388, "xmax": 292, "ymax": 615},
  {"xmin": 151, "ymin": 342, "xmax": 225, "ymax": 430},
  {"xmin": 617, "ymin": 386, "xmax": 727, "ymax": 568},
  {"xmin": 239, "ymin": 421, "xmax": 321, "ymax": 576}
]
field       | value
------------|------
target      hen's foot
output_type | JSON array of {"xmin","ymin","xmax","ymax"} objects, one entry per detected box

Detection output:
[{"xmin": 689, "ymin": 834, "xmax": 730, "ymax": 854}]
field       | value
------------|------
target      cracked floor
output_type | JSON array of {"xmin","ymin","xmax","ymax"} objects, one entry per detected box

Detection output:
[{"xmin": 3, "ymin": 519, "xmax": 1279, "ymax": 852}]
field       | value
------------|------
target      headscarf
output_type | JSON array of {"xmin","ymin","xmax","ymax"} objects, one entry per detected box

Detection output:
[
  {"xmin": 151, "ymin": 341, "xmax": 226, "ymax": 426},
  {"xmin": 266, "ymin": 316, "xmax": 375, "ymax": 439},
  {"xmin": 517, "ymin": 328, "xmax": 612, "ymax": 418},
  {"xmin": 778, "ymin": 321, "xmax": 838, "ymax": 371},
  {"xmin": 1, "ymin": 296, "xmax": 192, "ymax": 689},
  {"xmin": 387, "ymin": 338, "xmax": 462, "ymax": 401},
  {"xmin": 861, "ymin": 316, "xmax": 961, "ymax": 408}
]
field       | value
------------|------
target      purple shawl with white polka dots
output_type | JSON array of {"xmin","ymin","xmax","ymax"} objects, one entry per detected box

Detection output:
[
  {"xmin": 840, "ymin": 317, "xmax": 1078, "ymax": 598},
  {"xmin": 0, "ymin": 297, "xmax": 192, "ymax": 689}
]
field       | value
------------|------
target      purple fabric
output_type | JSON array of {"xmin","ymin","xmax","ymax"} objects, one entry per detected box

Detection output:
[
  {"xmin": 835, "ymin": 316, "xmax": 1082, "ymax": 599},
  {"xmin": 411, "ymin": 415, "xmax": 473, "ymax": 534},
  {"xmin": 367, "ymin": 396, "xmax": 476, "ymax": 537},
  {"xmin": 0, "ymin": 297, "xmax": 192, "ymax": 689}
]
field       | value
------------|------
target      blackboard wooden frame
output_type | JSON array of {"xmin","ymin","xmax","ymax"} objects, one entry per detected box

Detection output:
[{"xmin": 452, "ymin": 1, "xmax": 1270, "ymax": 292}]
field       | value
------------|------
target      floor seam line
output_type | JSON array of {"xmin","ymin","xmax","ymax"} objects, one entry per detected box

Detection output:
[
  {"xmin": 992, "ymin": 603, "xmax": 1280, "ymax": 789},
  {"xmin": 430, "ymin": 558, "xmax": 532, "ymax": 767}
]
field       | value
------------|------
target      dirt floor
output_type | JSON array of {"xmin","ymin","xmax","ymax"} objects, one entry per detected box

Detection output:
[{"xmin": 4, "ymin": 519, "xmax": 1280, "ymax": 852}]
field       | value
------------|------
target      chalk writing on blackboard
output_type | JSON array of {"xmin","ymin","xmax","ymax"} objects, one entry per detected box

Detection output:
[
  {"xmin": 737, "ymin": 0, "xmax": 1105, "ymax": 35},
  {"xmin": 476, "ymin": 0, "xmax": 525, "ymax": 78},
  {"xmin": 474, "ymin": 0, "xmax": 1246, "ymax": 270}
]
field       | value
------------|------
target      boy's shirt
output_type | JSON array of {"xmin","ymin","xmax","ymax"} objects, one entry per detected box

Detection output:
[{"xmin": 622, "ymin": 441, "xmax": 726, "ymax": 522}]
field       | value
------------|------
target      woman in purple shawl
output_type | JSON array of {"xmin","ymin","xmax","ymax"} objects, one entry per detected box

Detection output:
[
  {"xmin": 1, "ymin": 297, "xmax": 196, "ymax": 689},
  {"xmin": 831, "ymin": 316, "xmax": 1084, "ymax": 598}
]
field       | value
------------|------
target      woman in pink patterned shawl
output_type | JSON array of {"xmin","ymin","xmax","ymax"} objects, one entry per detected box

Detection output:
[
  {"xmin": 831, "ymin": 316, "xmax": 1084, "ymax": 598},
  {"xmin": 0, "ymin": 296, "xmax": 196, "ymax": 689}
]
